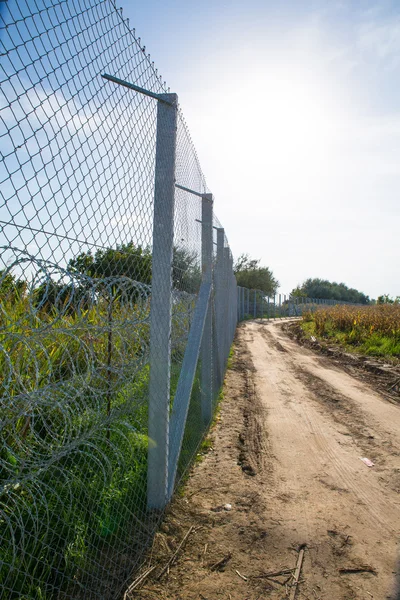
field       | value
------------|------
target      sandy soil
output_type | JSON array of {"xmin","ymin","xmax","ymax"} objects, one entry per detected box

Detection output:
[{"xmin": 129, "ymin": 320, "xmax": 400, "ymax": 600}]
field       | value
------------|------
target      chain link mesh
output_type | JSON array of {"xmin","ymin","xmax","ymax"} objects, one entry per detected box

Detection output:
[
  {"xmin": 236, "ymin": 287, "xmax": 354, "ymax": 321},
  {"xmin": 1, "ymin": 1, "xmax": 238, "ymax": 598}
]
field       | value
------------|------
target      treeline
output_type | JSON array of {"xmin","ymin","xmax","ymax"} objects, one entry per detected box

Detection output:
[
  {"xmin": 377, "ymin": 294, "xmax": 400, "ymax": 305},
  {"xmin": 0, "ymin": 243, "xmax": 202, "ymax": 308},
  {"xmin": 291, "ymin": 278, "xmax": 370, "ymax": 305},
  {"xmin": 5, "ymin": 246, "xmax": 392, "ymax": 310}
]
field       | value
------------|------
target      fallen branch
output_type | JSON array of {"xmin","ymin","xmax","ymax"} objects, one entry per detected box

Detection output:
[
  {"xmin": 187, "ymin": 486, "xmax": 215, "ymax": 499},
  {"xmin": 157, "ymin": 526, "xmax": 194, "ymax": 580},
  {"xmin": 235, "ymin": 569, "xmax": 248, "ymax": 581},
  {"xmin": 289, "ymin": 546, "xmax": 306, "ymax": 600},
  {"xmin": 339, "ymin": 566, "xmax": 377, "ymax": 575},
  {"xmin": 377, "ymin": 389, "xmax": 399, "ymax": 403},
  {"xmin": 210, "ymin": 553, "xmax": 232, "ymax": 571},
  {"xmin": 252, "ymin": 568, "xmax": 294, "ymax": 579},
  {"xmin": 123, "ymin": 565, "xmax": 157, "ymax": 599},
  {"xmin": 265, "ymin": 577, "xmax": 291, "ymax": 587}
]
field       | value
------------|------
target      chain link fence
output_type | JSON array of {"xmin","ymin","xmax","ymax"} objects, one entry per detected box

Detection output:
[
  {"xmin": 237, "ymin": 287, "xmax": 358, "ymax": 320},
  {"xmin": 0, "ymin": 2, "xmax": 237, "ymax": 598}
]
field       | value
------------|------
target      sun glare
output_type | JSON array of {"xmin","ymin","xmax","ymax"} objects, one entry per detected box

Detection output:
[{"xmin": 253, "ymin": 71, "xmax": 338, "ymax": 170}]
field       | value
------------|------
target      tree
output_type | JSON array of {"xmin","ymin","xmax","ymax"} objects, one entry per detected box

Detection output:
[
  {"xmin": 69, "ymin": 243, "xmax": 201, "ymax": 290},
  {"xmin": 68, "ymin": 241, "xmax": 203, "ymax": 299},
  {"xmin": 67, "ymin": 242, "xmax": 153, "ymax": 306},
  {"xmin": 291, "ymin": 278, "xmax": 370, "ymax": 304},
  {"xmin": 172, "ymin": 247, "xmax": 201, "ymax": 293},
  {"xmin": 377, "ymin": 294, "xmax": 400, "ymax": 305},
  {"xmin": 0, "ymin": 269, "xmax": 27, "ymax": 301},
  {"xmin": 32, "ymin": 279, "xmax": 93, "ymax": 314},
  {"xmin": 31, "ymin": 242, "xmax": 203, "ymax": 314},
  {"xmin": 68, "ymin": 242, "xmax": 152, "ymax": 284},
  {"xmin": 233, "ymin": 253, "xmax": 279, "ymax": 296}
]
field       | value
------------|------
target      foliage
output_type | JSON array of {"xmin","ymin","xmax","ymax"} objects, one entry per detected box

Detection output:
[
  {"xmin": 377, "ymin": 294, "xmax": 400, "ymax": 305},
  {"xmin": 69, "ymin": 243, "xmax": 200, "ymax": 292},
  {"xmin": 0, "ymin": 285, "xmax": 151, "ymax": 598},
  {"xmin": 172, "ymin": 247, "xmax": 201, "ymax": 293},
  {"xmin": 302, "ymin": 304, "xmax": 400, "ymax": 357},
  {"xmin": 1, "ymin": 245, "xmax": 201, "ymax": 319},
  {"xmin": 234, "ymin": 253, "xmax": 278, "ymax": 295},
  {"xmin": 68, "ymin": 242, "xmax": 152, "ymax": 284},
  {"xmin": 0, "ymin": 275, "xmax": 205, "ymax": 598},
  {"xmin": 291, "ymin": 278, "xmax": 370, "ymax": 304},
  {"xmin": 32, "ymin": 279, "xmax": 93, "ymax": 313},
  {"xmin": 0, "ymin": 242, "xmax": 214, "ymax": 598},
  {"xmin": 30, "ymin": 244, "xmax": 201, "ymax": 315},
  {"xmin": 0, "ymin": 269, "xmax": 27, "ymax": 300}
]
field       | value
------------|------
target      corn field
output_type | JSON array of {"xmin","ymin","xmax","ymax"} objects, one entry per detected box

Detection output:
[{"xmin": 304, "ymin": 304, "xmax": 400, "ymax": 357}]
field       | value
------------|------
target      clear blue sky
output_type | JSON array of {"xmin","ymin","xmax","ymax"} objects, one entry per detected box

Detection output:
[{"xmin": 117, "ymin": 0, "xmax": 399, "ymax": 299}]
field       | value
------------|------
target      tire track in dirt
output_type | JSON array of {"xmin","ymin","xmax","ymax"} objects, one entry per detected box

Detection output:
[
  {"xmin": 132, "ymin": 328, "xmax": 279, "ymax": 600},
  {"xmin": 247, "ymin": 320, "xmax": 400, "ymax": 599},
  {"xmin": 131, "ymin": 321, "xmax": 399, "ymax": 600},
  {"xmin": 269, "ymin": 321, "xmax": 400, "ymax": 498},
  {"xmin": 238, "ymin": 368, "xmax": 266, "ymax": 477},
  {"xmin": 273, "ymin": 323, "xmax": 400, "ymax": 442}
]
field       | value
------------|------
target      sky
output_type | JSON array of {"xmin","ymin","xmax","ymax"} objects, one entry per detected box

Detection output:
[{"xmin": 116, "ymin": 0, "xmax": 400, "ymax": 300}]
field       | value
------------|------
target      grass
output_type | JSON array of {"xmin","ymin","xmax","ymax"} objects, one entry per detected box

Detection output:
[
  {"xmin": 1, "ymin": 352, "xmax": 151, "ymax": 599},
  {"xmin": 0, "ymin": 284, "xmax": 228, "ymax": 599},
  {"xmin": 0, "ymin": 286, "xmax": 202, "ymax": 599},
  {"xmin": 176, "ymin": 344, "xmax": 234, "ymax": 499},
  {"xmin": 227, "ymin": 345, "xmax": 235, "ymax": 370},
  {"xmin": 301, "ymin": 304, "xmax": 400, "ymax": 358}
]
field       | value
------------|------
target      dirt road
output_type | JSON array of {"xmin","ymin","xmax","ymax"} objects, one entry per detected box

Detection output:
[{"xmin": 134, "ymin": 320, "xmax": 400, "ymax": 600}]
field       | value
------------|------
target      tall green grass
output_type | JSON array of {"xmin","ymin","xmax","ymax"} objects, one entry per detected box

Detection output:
[{"xmin": 0, "ymin": 286, "xmax": 201, "ymax": 599}]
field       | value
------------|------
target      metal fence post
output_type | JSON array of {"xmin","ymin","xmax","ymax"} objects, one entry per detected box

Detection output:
[
  {"xmin": 231, "ymin": 254, "xmax": 237, "ymax": 337},
  {"xmin": 201, "ymin": 193, "xmax": 213, "ymax": 427},
  {"xmin": 215, "ymin": 228, "xmax": 225, "ymax": 382},
  {"xmin": 227, "ymin": 248, "xmax": 237, "ymax": 324},
  {"xmin": 147, "ymin": 92, "xmax": 178, "ymax": 510},
  {"xmin": 226, "ymin": 248, "xmax": 233, "ymax": 354},
  {"xmin": 230, "ymin": 253, "xmax": 235, "ymax": 332}
]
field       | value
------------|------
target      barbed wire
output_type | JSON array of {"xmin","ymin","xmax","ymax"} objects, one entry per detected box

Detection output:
[{"xmin": 0, "ymin": 247, "xmax": 200, "ymax": 598}]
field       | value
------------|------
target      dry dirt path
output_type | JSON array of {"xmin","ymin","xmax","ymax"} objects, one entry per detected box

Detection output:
[{"xmin": 133, "ymin": 320, "xmax": 400, "ymax": 600}]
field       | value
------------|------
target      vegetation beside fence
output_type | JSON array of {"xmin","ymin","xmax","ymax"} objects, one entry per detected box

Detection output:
[
  {"xmin": 0, "ymin": 270, "xmax": 198, "ymax": 599},
  {"xmin": 301, "ymin": 304, "xmax": 400, "ymax": 358}
]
